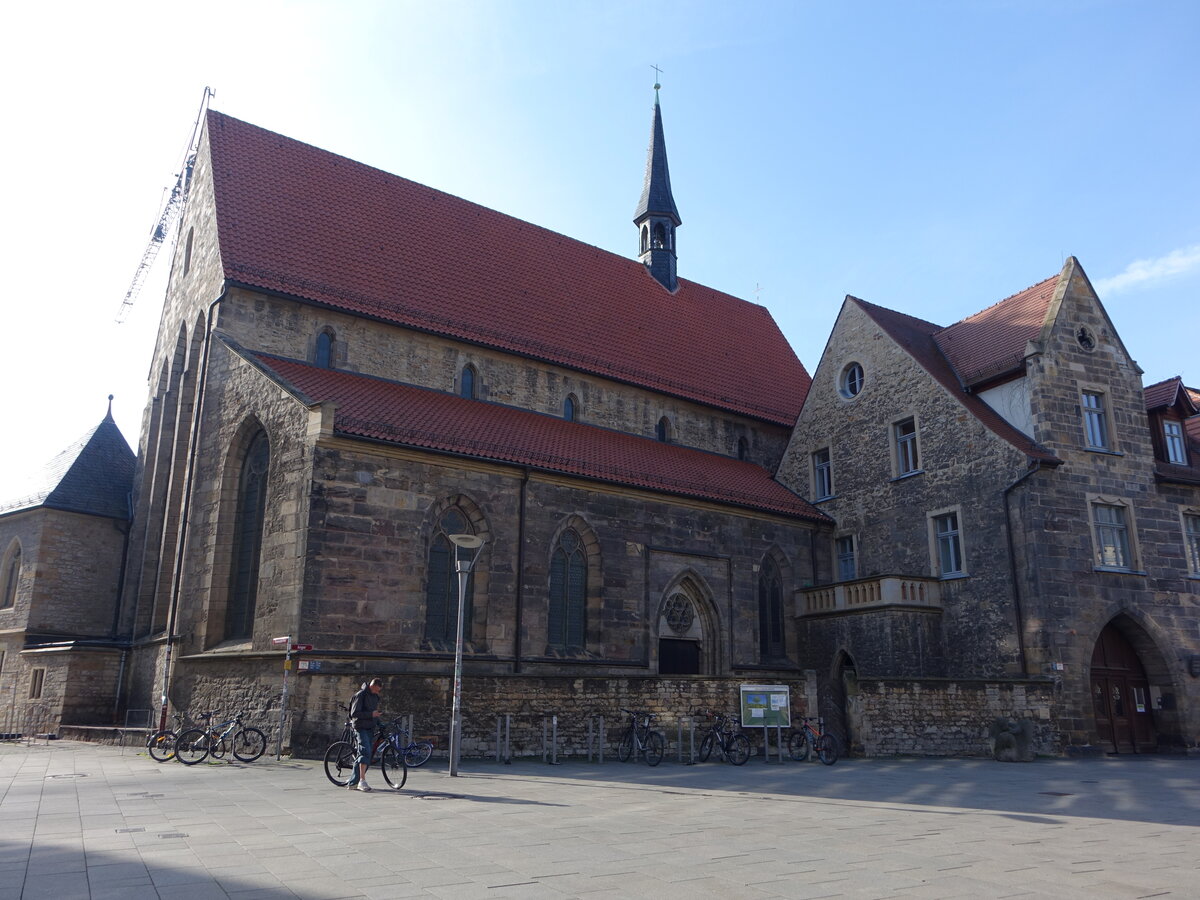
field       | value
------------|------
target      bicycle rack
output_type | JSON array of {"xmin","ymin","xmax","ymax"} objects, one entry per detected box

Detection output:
[
  {"xmin": 679, "ymin": 717, "xmax": 699, "ymax": 764},
  {"xmin": 495, "ymin": 714, "xmax": 511, "ymax": 763},
  {"xmin": 541, "ymin": 715, "xmax": 560, "ymax": 764}
]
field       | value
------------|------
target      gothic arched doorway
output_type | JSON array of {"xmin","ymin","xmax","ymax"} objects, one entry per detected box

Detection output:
[
  {"xmin": 1091, "ymin": 622, "xmax": 1157, "ymax": 753},
  {"xmin": 656, "ymin": 577, "xmax": 717, "ymax": 675}
]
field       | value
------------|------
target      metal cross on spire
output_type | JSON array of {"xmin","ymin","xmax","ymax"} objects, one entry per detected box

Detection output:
[{"xmin": 651, "ymin": 64, "xmax": 663, "ymax": 89}]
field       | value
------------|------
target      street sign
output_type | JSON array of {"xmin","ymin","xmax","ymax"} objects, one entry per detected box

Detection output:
[
  {"xmin": 290, "ymin": 644, "xmax": 313, "ymax": 652},
  {"xmin": 271, "ymin": 636, "xmax": 291, "ymax": 645}
]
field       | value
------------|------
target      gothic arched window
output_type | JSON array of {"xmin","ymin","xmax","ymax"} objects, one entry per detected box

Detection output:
[
  {"xmin": 758, "ymin": 556, "xmax": 786, "ymax": 661},
  {"xmin": 425, "ymin": 508, "xmax": 474, "ymax": 644},
  {"xmin": 315, "ymin": 331, "xmax": 335, "ymax": 368},
  {"xmin": 563, "ymin": 394, "xmax": 577, "ymax": 422},
  {"xmin": 548, "ymin": 530, "xmax": 586, "ymax": 650},
  {"xmin": 640, "ymin": 225, "xmax": 649, "ymax": 255},
  {"xmin": 1, "ymin": 542, "xmax": 20, "ymax": 609},
  {"xmin": 737, "ymin": 437, "xmax": 748, "ymax": 460},
  {"xmin": 652, "ymin": 222, "xmax": 666, "ymax": 249},
  {"xmin": 226, "ymin": 431, "xmax": 270, "ymax": 641},
  {"xmin": 460, "ymin": 365, "xmax": 477, "ymax": 400},
  {"xmin": 656, "ymin": 416, "xmax": 672, "ymax": 443}
]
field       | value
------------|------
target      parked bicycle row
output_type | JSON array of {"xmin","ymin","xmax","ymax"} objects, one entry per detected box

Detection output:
[
  {"xmin": 614, "ymin": 707, "xmax": 839, "ymax": 767},
  {"xmin": 146, "ymin": 710, "xmax": 267, "ymax": 764}
]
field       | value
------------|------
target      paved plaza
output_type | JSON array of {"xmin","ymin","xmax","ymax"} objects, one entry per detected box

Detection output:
[{"xmin": 0, "ymin": 740, "xmax": 1197, "ymax": 899}]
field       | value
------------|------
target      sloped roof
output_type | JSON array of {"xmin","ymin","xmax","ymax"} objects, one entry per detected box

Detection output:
[
  {"xmin": 633, "ymin": 94, "xmax": 680, "ymax": 224},
  {"xmin": 932, "ymin": 275, "xmax": 1058, "ymax": 386},
  {"xmin": 0, "ymin": 414, "xmax": 135, "ymax": 519},
  {"xmin": 206, "ymin": 111, "xmax": 806, "ymax": 425},
  {"xmin": 851, "ymin": 298, "xmax": 1060, "ymax": 464},
  {"xmin": 1143, "ymin": 376, "xmax": 1198, "ymax": 414},
  {"xmin": 251, "ymin": 353, "xmax": 829, "ymax": 523}
]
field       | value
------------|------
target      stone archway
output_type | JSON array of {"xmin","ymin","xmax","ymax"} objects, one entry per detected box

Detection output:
[
  {"xmin": 655, "ymin": 574, "xmax": 719, "ymax": 675},
  {"xmin": 1090, "ymin": 620, "xmax": 1159, "ymax": 753}
]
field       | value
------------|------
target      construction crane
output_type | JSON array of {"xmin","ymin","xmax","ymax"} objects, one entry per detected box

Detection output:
[{"xmin": 115, "ymin": 87, "xmax": 215, "ymax": 323}]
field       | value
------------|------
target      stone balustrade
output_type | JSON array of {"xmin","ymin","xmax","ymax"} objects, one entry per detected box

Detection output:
[{"xmin": 798, "ymin": 575, "xmax": 942, "ymax": 616}]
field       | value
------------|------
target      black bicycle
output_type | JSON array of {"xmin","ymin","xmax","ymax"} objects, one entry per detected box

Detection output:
[
  {"xmin": 324, "ymin": 715, "xmax": 408, "ymax": 789},
  {"xmin": 145, "ymin": 712, "xmax": 186, "ymax": 763},
  {"xmin": 787, "ymin": 715, "xmax": 839, "ymax": 765},
  {"xmin": 617, "ymin": 708, "xmax": 665, "ymax": 766},
  {"xmin": 695, "ymin": 709, "xmax": 751, "ymax": 765},
  {"xmin": 175, "ymin": 711, "xmax": 267, "ymax": 765}
]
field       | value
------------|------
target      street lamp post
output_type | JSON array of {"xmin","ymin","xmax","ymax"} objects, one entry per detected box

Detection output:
[{"xmin": 447, "ymin": 533, "xmax": 486, "ymax": 776}]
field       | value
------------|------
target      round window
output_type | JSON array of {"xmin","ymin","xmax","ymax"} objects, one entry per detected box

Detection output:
[{"xmin": 839, "ymin": 362, "xmax": 864, "ymax": 399}]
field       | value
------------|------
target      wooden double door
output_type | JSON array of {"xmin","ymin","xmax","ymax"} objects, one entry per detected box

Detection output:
[{"xmin": 1090, "ymin": 623, "xmax": 1157, "ymax": 754}]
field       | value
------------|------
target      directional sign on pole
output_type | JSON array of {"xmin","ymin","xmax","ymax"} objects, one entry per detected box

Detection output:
[
  {"xmin": 290, "ymin": 644, "xmax": 313, "ymax": 652},
  {"xmin": 271, "ymin": 635, "xmax": 291, "ymax": 645}
]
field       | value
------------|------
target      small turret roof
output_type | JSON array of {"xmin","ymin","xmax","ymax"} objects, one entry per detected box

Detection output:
[{"xmin": 0, "ymin": 408, "xmax": 135, "ymax": 519}]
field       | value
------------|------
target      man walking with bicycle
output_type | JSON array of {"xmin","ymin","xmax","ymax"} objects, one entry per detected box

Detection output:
[{"xmin": 347, "ymin": 677, "xmax": 383, "ymax": 792}]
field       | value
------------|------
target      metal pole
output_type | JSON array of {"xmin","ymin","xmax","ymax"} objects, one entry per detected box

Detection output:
[
  {"xmin": 449, "ymin": 563, "xmax": 469, "ymax": 776},
  {"xmin": 276, "ymin": 642, "xmax": 291, "ymax": 760}
]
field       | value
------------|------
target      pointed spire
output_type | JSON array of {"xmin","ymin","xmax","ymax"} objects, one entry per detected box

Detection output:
[
  {"xmin": 634, "ymin": 83, "xmax": 681, "ymax": 226},
  {"xmin": 634, "ymin": 79, "xmax": 681, "ymax": 291}
]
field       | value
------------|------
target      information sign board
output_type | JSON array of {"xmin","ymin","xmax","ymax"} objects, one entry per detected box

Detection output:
[{"xmin": 739, "ymin": 683, "xmax": 791, "ymax": 728}]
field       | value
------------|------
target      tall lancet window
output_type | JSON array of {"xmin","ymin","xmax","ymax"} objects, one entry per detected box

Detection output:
[
  {"xmin": 425, "ymin": 508, "xmax": 475, "ymax": 644},
  {"xmin": 548, "ymin": 530, "xmax": 587, "ymax": 651},
  {"xmin": 758, "ymin": 556, "xmax": 786, "ymax": 661},
  {"xmin": 226, "ymin": 431, "xmax": 270, "ymax": 641}
]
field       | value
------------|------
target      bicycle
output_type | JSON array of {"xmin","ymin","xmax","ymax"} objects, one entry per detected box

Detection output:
[
  {"xmin": 175, "ymin": 711, "xmax": 268, "ymax": 765},
  {"xmin": 695, "ymin": 709, "xmax": 751, "ymax": 765},
  {"xmin": 145, "ymin": 712, "xmax": 186, "ymax": 763},
  {"xmin": 787, "ymin": 715, "xmax": 839, "ymax": 765},
  {"xmin": 616, "ymin": 708, "xmax": 665, "ymax": 766},
  {"xmin": 323, "ymin": 715, "xmax": 408, "ymax": 789},
  {"xmin": 387, "ymin": 721, "xmax": 434, "ymax": 767}
]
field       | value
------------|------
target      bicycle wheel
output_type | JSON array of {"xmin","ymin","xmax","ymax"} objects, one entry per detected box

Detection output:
[
  {"xmin": 232, "ymin": 727, "xmax": 267, "ymax": 762},
  {"xmin": 379, "ymin": 745, "xmax": 408, "ymax": 789},
  {"xmin": 644, "ymin": 731, "xmax": 665, "ymax": 767},
  {"xmin": 788, "ymin": 729, "xmax": 811, "ymax": 761},
  {"xmin": 403, "ymin": 741, "xmax": 433, "ymax": 767},
  {"xmin": 146, "ymin": 730, "xmax": 176, "ymax": 763},
  {"xmin": 816, "ymin": 733, "xmax": 839, "ymax": 765},
  {"xmin": 617, "ymin": 729, "xmax": 634, "ymax": 762},
  {"xmin": 175, "ymin": 728, "xmax": 211, "ymax": 765},
  {"xmin": 697, "ymin": 731, "xmax": 714, "ymax": 762},
  {"xmin": 323, "ymin": 741, "xmax": 357, "ymax": 786},
  {"xmin": 727, "ymin": 732, "xmax": 751, "ymax": 766}
]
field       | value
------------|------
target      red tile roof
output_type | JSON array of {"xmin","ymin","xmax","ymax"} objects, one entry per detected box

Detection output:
[
  {"xmin": 205, "ymin": 111, "xmax": 809, "ymax": 426},
  {"xmin": 252, "ymin": 353, "xmax": 830, "ymax": 523},
  {"xmin": 932, "ymin": 275, "xmax": 1058, "ymax": 386},
  {"xmin": 1143, "ymin": 376, "xmax": 1197, "ymax": 414},
  {"xmin": 851, "ymin": 298, "xmax": 1060, "ymax": 464}
]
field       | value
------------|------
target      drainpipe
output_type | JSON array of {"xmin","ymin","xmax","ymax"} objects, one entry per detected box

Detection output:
[
  {"xmin": 110, "ymin": 500, "xmax": 133, "ymax": 722},
  {"xmin": 513, "ymin": 468, "xmax": 529, "ymax": 673},
  {"xmin": 157, "ymin": 289, "xmax": 226, "ymax": 731},
  {"xmin": 1003, "ymin": 459, "xmax": 1048, "ymax": 678}
]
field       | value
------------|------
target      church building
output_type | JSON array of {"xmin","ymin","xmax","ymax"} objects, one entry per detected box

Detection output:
[{"xmin": 2, "ymin": 90, "xmax": 1197, "ymax": 758}]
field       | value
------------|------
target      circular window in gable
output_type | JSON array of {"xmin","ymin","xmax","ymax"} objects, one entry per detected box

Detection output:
[{"xmin": 839, "ymin": 362, "xmax": 865, "ymax": 399}]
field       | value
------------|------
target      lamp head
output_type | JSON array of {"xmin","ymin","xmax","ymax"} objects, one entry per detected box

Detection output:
[{"xmin": 448, "ymin": 534, "xmax": 485, "ymax": 550}]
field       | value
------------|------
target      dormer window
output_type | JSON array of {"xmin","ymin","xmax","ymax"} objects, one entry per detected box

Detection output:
[
  {"xmin": 1164, "ymin": 420, "xmax": 1187, "ymax": 464},
  {"xmin": 460, "ymin": 365, "xmax": 477, "ymax": 400}
]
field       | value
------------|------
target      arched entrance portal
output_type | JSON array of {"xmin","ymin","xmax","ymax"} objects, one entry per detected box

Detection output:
[
  {"xmin": 1091, "ymin": 622, "xmax": 1157, "ymax": 753},
  {"xmin": 656, "ymin": 577, "xmax": 718, "ymax": 675}
]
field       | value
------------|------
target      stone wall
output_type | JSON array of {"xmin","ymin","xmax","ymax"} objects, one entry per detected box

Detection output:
[
  {"xmin": 28, "ymin": 510, "xmax": 126, "ymax": 638},
  {"xmin": 849, "ymin": 677, "xmax": 1061, "ymax": 757}
]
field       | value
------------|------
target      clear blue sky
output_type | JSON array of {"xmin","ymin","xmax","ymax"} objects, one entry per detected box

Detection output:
[{"xmin": 2, "ymin": 0, "xmax": 1197, "ymax": 497}]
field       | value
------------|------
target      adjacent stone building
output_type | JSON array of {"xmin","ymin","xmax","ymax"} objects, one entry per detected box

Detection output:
[
  {"xmin": 0, "ymin": 407, "xmax": 135, "ymax": 735},
  {"xmin": 778, "ymin": 259, "xmax": 1200, "ymax": 755}
]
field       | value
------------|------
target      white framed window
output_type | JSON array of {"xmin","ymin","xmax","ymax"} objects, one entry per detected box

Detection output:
[
  {"xmin": 29, "ymin": 668, "xmax": 45, "ymax": 700},
  {"xmin": 892, "ymin": 416, "xmax": 920, "ymax": 476},
  {"xmin": 1081, "ymin": 390, "xmax": 1110, "ymax": 450},
  {"xmin": 1183, "ymin": 511, "xmax": 1200, "ymax": 576},
  {"xmin": 839, "ymin": 362, "xmax": 864, "ymax": 399},
  {"xmin": 1087, "ymin": 496, "xmax": 1142, "ymax": 572},
  {"xmin": 928, "ymin": 508, "xmax": 965, "ymax": 577},
  {"xmin": 835, "ymin": 535, "xmax": 856, "ymax": 581},
  {"xmin": 812, "ymin": 448, "xmax": 833, "ymax": 500},
  {"xmin": 1164, "ymin": 420, "xmax": 1187, "ymax": 464}
]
